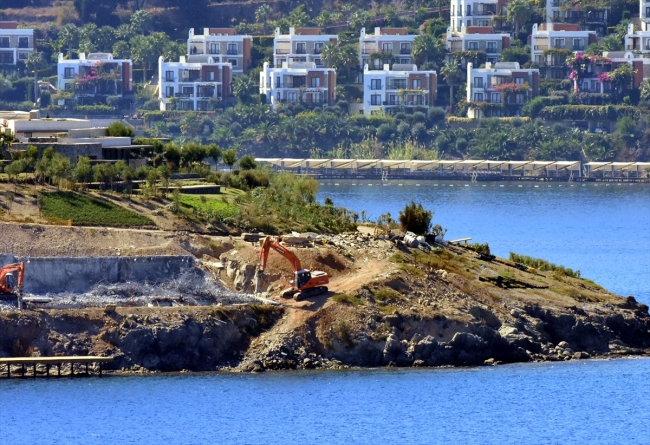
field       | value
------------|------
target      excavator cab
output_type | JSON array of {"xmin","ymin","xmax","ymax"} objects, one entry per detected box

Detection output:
[
  {"xmin": 0, "ymin": 262, "xmax": 24, "ymax": 296},
  {"xmin": 4, "ymin": 273, "xmax": 16, "ymax": 291},
  {"xmin": 295, "ymin": 270, "xmax": 312, "ymax": 289}
]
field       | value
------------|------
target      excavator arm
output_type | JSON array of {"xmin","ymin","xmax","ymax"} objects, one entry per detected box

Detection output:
[
  {"xmin": 256, "ymin": 236, "xmax": 303, "ymax": 293},
  {"xmin": 0, "ymin": 262, "xmax": 24, "ymax": 295}
]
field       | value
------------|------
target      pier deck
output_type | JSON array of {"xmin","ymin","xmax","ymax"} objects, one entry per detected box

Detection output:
[{"xmin": 0, "ymin": 356, "xmax": 114, "ymax": 378}]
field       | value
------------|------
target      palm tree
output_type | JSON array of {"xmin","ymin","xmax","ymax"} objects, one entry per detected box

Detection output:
[
  {"xmin": 255, "ymin": 4, "xmax": 272, "ymax": 35},
  {"xmin": 440, "ymin": 59, "xmax": 463, "ymax": 114},
  {"xmin": 25, "ymin": 52, "xmax": 46, "ymax": 106},
  {"xmin": 507, "ymin": 0, "xmax": 535, "ymax": 37},
  {"xmin": 56, "ymin": 25, "xmax": 79, "ymax": 59},
  {"xmin": 232, "ymin": 74, "xmax": 258, "ymax": 104},
  {"xmin": 411, "ymin": 34, "xmax": 445, "ymax": 69}
]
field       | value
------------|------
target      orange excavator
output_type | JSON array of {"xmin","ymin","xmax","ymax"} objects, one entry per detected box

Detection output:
[
  {"xmin": 0, "ymin": 262, "xmax": 24, "ymax": 297},
  {"xmin": 254, "ymin": 236, "xmax": 329, "ymax": 301}
]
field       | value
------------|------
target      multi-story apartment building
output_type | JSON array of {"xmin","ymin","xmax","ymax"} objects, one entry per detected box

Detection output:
[
  {"xmin": 466, "ymin": 62, "xmax": 540, "ymax": 118},
  {"xmin": 445, "ymin": 26, "xmax": 511, "ymax": 64},
  {"xmin": 359, "ymin": 27, "xmax": 417, "ymax": 69},
  {"xmin": 158, "ymin": 55, "xmax": 232, "ymax": 111},
  {"xmin": 273, "ymin": 28, "xmax": 337, "ymax": 68},
  {"xmin": 545, "ymin": 0, "xmax": 608, "ymax": 35},
  {"xmin": 57, "ymin": 53, "xmax": 132, "ymax": 105},
  {"xmin": 639, "ymin": 0, "xmax": 650, "ymax": 31},
  {"xmin": 0, "ymin": 22, "xmax": 35, "ymax": 65},
  {"xmin": 362, "ymin": 64, "xmax": 437, "ymax": 115},
  {"xmin": 531, "ymin": 23, "xmax": 597, "ymax": 79},
  {"xmin": 187, "ymin": 28, "xmax": 252, "ymax": 75},
  {"xmin": 260, "ymin": 61, "xmax": 336, "ymax": 108},
  {"xmin": 449, "ymin": 0, "xmax": 509, "ymax": 32}
]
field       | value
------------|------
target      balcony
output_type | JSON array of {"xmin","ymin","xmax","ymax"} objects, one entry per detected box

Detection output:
[
  {"xmin": 399, "ymin": 48, "xmax": 411, "ymax": 54},
  {"xmin": 553, "ymin": 44, "xmax": 566, "ymax": 49},
  {"xmin": 361, "ymin": 47, "xmax": 375, "ymax": 55},
  {"xmin": 208, "ymin": 50, "xmax": 220, "ymax": 55},
  {"xmin": 227, "ymin": 49, "xmax": 238, "ymax": 55},
  {"xmin": 534, "ymin": 44, "xmax": 549, "ymax": 51},
  {"xmin": 276, "ymin": 49, "xmax": 290, "ymax": 54},
  {"xmin": 573, "ymin": 45, "xmax": 585, "ymax": 51},
  {"xmin": 295, "ymin": 48, "xmax": 306, "ymax": 54},
  {"xmin": 486, "ymin": 46, "xmax": 497, "ymax": 53},
  {"xmin": 175, "ymin": 92, "xmax": 194, "ymax": 98},
  {"xmin": 180, "ymin": 77, "xmax": 201, "ymax": 82}
]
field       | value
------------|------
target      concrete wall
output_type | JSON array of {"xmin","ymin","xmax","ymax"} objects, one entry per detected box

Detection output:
[{"xmin": 0, "ymin": 255, "xmax": 195, "ymax": 294}]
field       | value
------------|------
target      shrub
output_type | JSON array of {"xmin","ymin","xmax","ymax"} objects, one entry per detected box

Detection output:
[
  {"xmin": 106, "ymin": 121, "xmax": 135, "ymax": 137},
  {"xmin": 467, "ymin": 242, "xmax": 490, "ymax": 255},
  {"xmin": 238, "ymin": 155, "xmax": 257, "ymax": 171},
  {"xmin": 427, "ymin": 107, "xmax": 446, "ymax": 126},
  {"xmin": 398, "ymin": 200, "xmax": 432, "ymax": 234},
  {"xmin": 509, "ymin": 252, "xmax": 581, "ymax": 278},
  {"xmin": 332, "ymin": 293, "xmax": 365, "ymax": 306}
]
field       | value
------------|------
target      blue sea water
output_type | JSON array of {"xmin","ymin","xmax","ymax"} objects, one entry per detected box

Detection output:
[
  {"xmin": 1, "ymin": 359, "xmax": 650, "ymax": 444},
  {"xmin": 1, "ymin": 180, "xmax": 649, "ymax": 444}
]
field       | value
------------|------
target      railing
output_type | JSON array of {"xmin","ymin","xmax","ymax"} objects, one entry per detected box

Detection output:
[
  {"xmin": 313, "ymin": 49, "xmax": 322, "ymax": 54},
  {"xmin": 276, "ymin": 49, "xmax": 290, "ymax": 54},
  {"xmin": 387, "ymin": 83, "xmax": 407, "ymax": 89},
  {"xmin": 227, "ymin": 49, "xmax": 238, "ymax": 55},
  {"xmin": 295, "ymin": 48, "xmax": 306, "ymax": 54},
  {"xmin": 534, "ymin": 44, "xmax": 549, "ymax": 51},
  {"xmin": 165, "ymin": 76, "xmax": 175, "ymax": 82},
  {"xmin": 486, "ymin": 46, "xmax": 497, "ymax": 53},
  {"xmin": 399, "ymin": 48, "xmax": 411, "ymax": 54},
  {"xmin": 208, "ymin": 50, "xmax": 220, "ymax": 55},
  {"xmin": 573, "ymin": 45, "xmax": 585, "ymax": 51},
  {"xmin": 553, "ymin": 44, "xmax": 566, "ymax": 49},
  {"xmin": 180, "ymin": 77, "xmax": 201, "ymax": 82}
]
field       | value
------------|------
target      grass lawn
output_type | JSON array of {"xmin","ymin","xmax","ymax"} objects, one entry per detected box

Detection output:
[
  {"xmin": 42, "ymin": 191, "xmax": 155, "ymax": 227},
  {"xmin": 179, "ymin": 194, "xmax": 239, "ymax": 217}
]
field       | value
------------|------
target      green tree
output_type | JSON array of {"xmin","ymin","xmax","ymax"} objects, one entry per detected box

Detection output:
[
  {"xmin": 222, "ymin": 148, "xmax": 237, "ymax": 171},
  {"xmin": 238, "ymin": 155, "xmax": 257, "ymax": 170},
  {"xmin": 49, "ymin": 154, "xmax": 72, "ymax": 190},
  {"xmin": 232, "ymin": 74, "xmax": 258, "ymax": 105},
  {"xmin": 158, "ymin": 163, "xmax": 171, "ymax": 197},
  {"xmin": 288, "ymin": 5, "xmax": 311, "ymax": 27},
  {"xmin": 208, "ymin": 144, "xmax": 222, "ymax": 170},
  {"xmin": 56, "ymin": 24, "xmax": 79, "ymax": 58},
  {"xmin": 74, "ymin": 156, "xmax": 93, "ymax": 189},
  {"xmin": 255, "ymin": 4, "xmax": 273, "ymax": 34},
  {"xmin": 0, "ymin": 74, "xmax": 14, "ymax": 95},
  {"xmin": 130, "ymin": 10, "xmax": 152, "ymax": 35},
  {"xmin": 411, "ymin": 34, "xmax": 445, "ymax": 69},
  {"xmin": 507, "ymin": 0, "xmax": 535, "ymax": 37},
  {"xmin": 25, "ymin": 52, "xmax": 47, "ymax": 106},
  {"xmin": 440, "ymin": 59, "xmax": 463, "ymax": 114},
  {"xmin": 6, "ymin": 160, "xmax": 24, "ymax": 193},
  {"xmin": 398, "ymin": 201, "xmax": 432, "ymax": 234}
]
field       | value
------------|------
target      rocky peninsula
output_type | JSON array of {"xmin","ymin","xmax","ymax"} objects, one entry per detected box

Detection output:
[{"xmin": 1, "ymin": 223, "xmax": 648, "ymax": 374}]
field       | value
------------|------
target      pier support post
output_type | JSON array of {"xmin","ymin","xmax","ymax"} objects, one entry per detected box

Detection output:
[
  {"xmin": 46, "ymin": 364, "xmax": 50, "ymax": 377},
  {"xmin": 57, "ymin": 364, "xmax": 61, "ymax": 377},
  {"xmin": 21, "ymin": 364, "xmax": 25, "ymax": 378},
  {"xmin": 99, "ymin": 363, "xmax": 102, "ymax": 377},
  {"xmin": 7, "ymin": 364, "xmax": 10, "ymax": 378},
  {"xmin": 32, "ymin": 363, "xmax": 36, "ymax": 378}
]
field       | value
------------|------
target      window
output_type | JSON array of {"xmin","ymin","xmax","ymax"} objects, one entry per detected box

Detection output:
[
  {"xmin": 371, "ymin": 94, "xmax": 381, "ymax": 105},
  {"xmin": 208, "ymin": 71, "xmax": 215, "ymax": 81},
  {"xmin": 182, "ymin": 86, "xmax": 194, "ymax": 96},
  {"xmin": 0, "ymin": 37, "xmax": 8, "ymax": 48},
  {"xmin": 228, "ymin": 58, "xmax": 238, "ymax": 66},
  {"xmin": 288, "ymin": 92, "xmax": 297, "ymax": 102},
  {"xmin": 18, "ymin": 37, "xmax": 29, "ymax": 48},
  {"xmin": 414, "ymin": 95, "xmax": 423, "ymax": 105},
  {"xmin": 467, "ymin": 20, "xmax": 471, "ymax": 26},
  {"xmin": 391, "ymin": 78, "xmax": 406, "ymax": 89},
  {"xmin": 487, "ymin": 57, "xmax": 497, "ymax": 64},
  {"xmin": 573, "ymin": 39, "xmax": 584, "ymax": 50},
  {"xmin": 64, "ymin": 82, "xmax": 72, "ymax": 90},
  {"xmin": 295, "ymin": 42, "xmax": 306, "ymax": 54},
  {"xmin": 64, "ymin": 67, "xmax": 75, "ymax": 78},
  {"xmin": 474, "ymin": 77, "xmax": 483, "ymax": 88},
  {"xmin": 381, "ymin": 43, "xmax": 392, "ymax": 52},
  {"xmin": 554, "ymin": 38, "xmax": 565, "ymax": 49},
  {"xmin": 515, "ymin": 93, "xmax": 524, "ymax": 104},
  {"xmin": 474, "ymin": 92, "xmax": 484, "ymax": 101},
  {"xmin": 18, "ymin": 52, "xmax": 28, "ymax": 60},
  {"xmin": 515, "ymin": 77, "xmax": 525, "ymax": 84},
  {"xmin": 310, "ymin": 77, "xmax": 320, "ymax": 87},
  {"xmin": 389, "ymin": 94, "xmax": 398, "ymax": 105},
  {"xmin": 467, "ymin": 5, "xmax": 471, "ymax": 15},
  {"xmin": 491, "ymin": 93, "xmax": 501, "ymax": 103},
  {"xmin": 535, "ymin": 55, "xmax": 543, "ymax": 63},
  {"xmin": 210, "ymin": 43, "xmax": 219, "ymax": 54},
  {"xmin": 227, "ymin": 43, "xmax": 238, "ymax": 55},
  {"xmin": 165, "ymin": 86, "xmax": 174, "ymax": 98},
  {"xmin": 646, "ymin": 7, "xmax": 650, "ymax": 17},
  {"xmin": 371, "ymin": 79, "xmax": 382, "ymax": 90},
  {"xmin": 400, "ymin": 43, "xmax": 411, "ymax": 54},
  {"xmin": 412, "ymin": 79, "xmax": 421, "ymax": 89},
  {"xmin": 314, "ymin": 42, "xmax": 324, "ymax": 54},
  {"xmin": 487, "ymin": 41, "xmax": 497, "ymax": 52},
  {"xmin": 468, "ymin": 41, "xmax": 479, "ymax": 50},
  {"xmin": 165, "ymin": 70, "xmax": 174, "ymax": 81},
  {"xmin": 315, "ymin": 58, "xmax": 323, "ymax": 66},
  {"xmin": 400, "ymin": 58, "xmax": 410, "ymax": 64}
]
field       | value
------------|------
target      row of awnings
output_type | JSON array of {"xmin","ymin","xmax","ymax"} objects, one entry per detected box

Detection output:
[{"xmin": 255, "ymin": 158, "xmax": 650, "ymax": 173}]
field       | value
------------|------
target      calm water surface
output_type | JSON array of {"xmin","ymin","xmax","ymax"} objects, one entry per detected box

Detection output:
[
  {"xmin": 317, "ymin": 181, "xmax": 650, "ymax": 304},
  {"xmin": 1, "ymin": 181, "xmax": 649, "ymax": 444},
  {"xmin": 1, "ymin": 359, "xmax": 650, "ymax": 444}
]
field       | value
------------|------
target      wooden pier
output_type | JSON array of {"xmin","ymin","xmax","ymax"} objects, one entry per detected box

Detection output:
[{"xmin": 0, "ymin": 356, "xmax": 114, "ymax": 378}]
